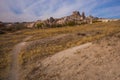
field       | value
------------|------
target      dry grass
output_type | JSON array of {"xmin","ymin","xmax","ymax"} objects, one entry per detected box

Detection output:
[
  {"xmin": 18, "ymin": 21, "xmax": 120, "ymax": 80},
  {"xmin": 0, "ymin": 21, "xmax": 120, "ymax": 80},
  {"xmin": 0, "ymin": 33, "xmax": 27, "ymax": 80},
  {"xmin": 20, "ymin": 21, "xmax": 119, "ymax": 41}
]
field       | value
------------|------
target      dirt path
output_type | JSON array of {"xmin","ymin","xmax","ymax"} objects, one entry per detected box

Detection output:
[
  {"xmin": 9, "ymin": 32, "xmax": 120, "ymax": 80},
  {"xmin": 9, "ymin": 36, "xmax": 32, "ymax": 80}
]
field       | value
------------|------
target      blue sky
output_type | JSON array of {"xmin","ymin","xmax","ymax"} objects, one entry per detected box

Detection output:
[{"xmin": 0, "ymin": 0, "xmax": 120, "ymax": 22}]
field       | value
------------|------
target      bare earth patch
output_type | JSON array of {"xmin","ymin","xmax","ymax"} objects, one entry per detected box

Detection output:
[{"xmin": 26, "ymin": 32, "xmax": 120, "ymax": 80}]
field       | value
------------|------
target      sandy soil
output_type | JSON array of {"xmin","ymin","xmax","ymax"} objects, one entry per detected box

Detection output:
[{"xmin": 27, "ymin": 32, "xmax": 120, "ymax": 80}]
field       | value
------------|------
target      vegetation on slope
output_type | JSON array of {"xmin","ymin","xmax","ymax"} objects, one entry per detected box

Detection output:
[
  {"xmin": 0, "ymin": 33, "xmax": 27, "ymax": 80},
  {"xmin": 0, "ymin": 21, "xmax": 120, "ymax": 80},
  {"xmin": 18, "ymin": 21, "xmax": 120, "ymax": 80}
]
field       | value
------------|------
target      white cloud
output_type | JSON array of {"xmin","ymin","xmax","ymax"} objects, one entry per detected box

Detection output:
[{"xmin": 0, "ymin": 0, "xmax": 119, "ymax": 22}]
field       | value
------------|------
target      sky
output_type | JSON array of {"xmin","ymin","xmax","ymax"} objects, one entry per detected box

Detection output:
[{"xmin": 0, "ymin": 0, "xmax": 120, "ymax": 22}]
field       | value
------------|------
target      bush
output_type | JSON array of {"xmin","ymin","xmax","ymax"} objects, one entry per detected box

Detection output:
[
  {"xmin": 0, "ymin": 23, "xmax": 27, "ymax": 32},
  {"xmin": 66, "ymin": 21, "xmax": 76, "ymax": 26},
  {"xmin": 36, "ymin": 23, "xmax": 43, "ymax": 29}
]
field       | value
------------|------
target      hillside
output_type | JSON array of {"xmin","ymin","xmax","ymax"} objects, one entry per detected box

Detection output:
[
  {"xmin": 30, "ymin": 31, "xmax": 120, "ymax": 80},
  {"xmin": 0, "ymin": 21, "xmax": 120, "ymax": 80}
]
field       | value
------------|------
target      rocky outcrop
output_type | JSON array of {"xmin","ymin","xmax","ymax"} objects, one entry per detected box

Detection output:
[
  {"xmin": 72, "ymin": 11, "xmax": 81, "ymax": 17},
  {"xmin": 0, "ymin": 11, "xmax": 101, "ymax": 29},
  {"xmin": 49, "ymin": 17, "xmax": 55, "ymax": 23},
  {"xmin": 34, "ymin": 11, "xmax": 98, "ymax": 28},
  {"xmin": 82, "ymin": 12, "xmax": 85, "ymax": 19}
]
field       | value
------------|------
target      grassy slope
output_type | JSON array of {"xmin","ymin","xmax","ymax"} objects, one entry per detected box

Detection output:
[
  {"xmin": 0, "ymin": 32, "xmax": 28, "ymax": 79},
  {"xmin": 19, "ymin": 21, "xmax": 120, "ymax": 80},
  {"xmin": 0, "ymin": 21, "xmax": 120, "ymax": 80}
]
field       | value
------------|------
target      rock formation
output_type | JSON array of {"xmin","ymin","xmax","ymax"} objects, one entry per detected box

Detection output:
[
  {"xmin": 49, "ymin": 17, "xmax": 55, "ymax": 23},
  {"xmin": 72, "ymin": 11, "xmax": 81, "ymax": 17},
  {"xmin": 33, "ymin": 11, "xmax": 98, "ymax": 28},
  {"xmin": 82, "ymin": 12, "xmax": 85, "ymax": 19}
]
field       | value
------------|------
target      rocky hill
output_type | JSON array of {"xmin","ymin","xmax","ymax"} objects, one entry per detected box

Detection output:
[
  {"xmin": 34, "ymin": 11, "xmax": 98, "ymax": 28},
  {"xmin": 0, "ymin": 11, "xmax": 119, "ymax": 33}
]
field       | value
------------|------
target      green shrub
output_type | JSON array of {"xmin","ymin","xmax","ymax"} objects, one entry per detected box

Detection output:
[
  {"xmin": 66, "ymin": 21, "xmax": 76, "ymax": 26},
  {"xmin": 36, "ymin": 23, "xmax": 43, "ymax": 29}
]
